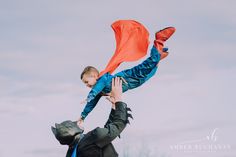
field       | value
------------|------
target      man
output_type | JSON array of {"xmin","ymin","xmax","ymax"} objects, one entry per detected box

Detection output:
[{"xmin": 51, "ymin": 77, "xmax": 133, "ymax": 157}]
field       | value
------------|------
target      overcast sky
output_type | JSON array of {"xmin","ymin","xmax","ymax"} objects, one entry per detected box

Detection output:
[{"xmin": 0, "ymin": 0, "xmax": 235, "ymax": 157}]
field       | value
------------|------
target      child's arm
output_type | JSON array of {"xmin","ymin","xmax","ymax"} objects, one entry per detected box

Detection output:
[
  {"xmin": 78, "ymin": 75, "xmax": 109, "ymax": 126},
  {"xmin": 79, "ymin": 94, "xmax": 102, "ymax": 121}
]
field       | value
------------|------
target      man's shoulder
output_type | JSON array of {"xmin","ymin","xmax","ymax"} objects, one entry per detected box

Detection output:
[
  {"xmin": 79, "ymin": 127, "xmax": 108, "ymax": 144},
  {"xmin": 92, "ymin": 127, "xmax": 109, "ymax": 139},
  {"xmin": 77, "ymin": 127, "xmax": 108, "ymax": 153}
]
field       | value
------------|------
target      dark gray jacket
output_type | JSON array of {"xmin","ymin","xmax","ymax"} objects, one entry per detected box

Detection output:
[{"xmin": 66, "ymin": 101, "xmax": 132, "ymax": 157}]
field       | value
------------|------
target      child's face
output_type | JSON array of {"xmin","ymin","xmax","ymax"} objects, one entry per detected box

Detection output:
[{"xmin": 82, "ymin": 73, "xmax": 98, "ymax": 88}]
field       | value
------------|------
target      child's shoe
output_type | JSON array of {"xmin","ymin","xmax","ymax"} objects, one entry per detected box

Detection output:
[
  {"xmin": 154, "ymin": 39, "xmax": 164, "ymax": 56},
  {"xmin": 155, "ymin": 27, "xmax": 176, "ymax": 42},
  {"xmin": 154, "ymin": 40, "xmax": 169, "ymax": 60},
  {"xmin": 154, "ymin": 27, "xmax": 175, "ymax": 59}
]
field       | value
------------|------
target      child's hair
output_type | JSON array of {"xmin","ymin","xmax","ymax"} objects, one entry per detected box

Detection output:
[{"xmin": 80, "ymin": 66, "xmax": 99, "ymax": 79}]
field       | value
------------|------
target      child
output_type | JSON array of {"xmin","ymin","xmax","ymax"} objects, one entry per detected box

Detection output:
[{"xmin": 78, "ymin": 27, "xmax": 175, "ymax": 125}]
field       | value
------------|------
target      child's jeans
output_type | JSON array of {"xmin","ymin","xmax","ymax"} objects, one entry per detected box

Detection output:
[{"xmin": 115, "ymin": 46, "xmax": 161, "ymax": 91}]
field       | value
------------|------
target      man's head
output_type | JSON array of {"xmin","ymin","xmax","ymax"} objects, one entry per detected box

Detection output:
[
  {"xmin": 80, "ymin": 66, "xmax": 99, "ymax": 88},
  {"xmin": 51, "ymin": 120, "xmax": 84, "ymax": 145}
]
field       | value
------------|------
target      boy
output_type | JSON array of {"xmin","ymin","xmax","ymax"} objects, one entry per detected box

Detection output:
[{"xmin": 78, "ymin": 27, "xmax": 175, "ymax": 125}]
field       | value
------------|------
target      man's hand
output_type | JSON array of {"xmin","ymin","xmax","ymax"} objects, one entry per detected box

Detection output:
[{"xmin": 106, "ymin": 77, "xmax": 123, "ymax": 108}]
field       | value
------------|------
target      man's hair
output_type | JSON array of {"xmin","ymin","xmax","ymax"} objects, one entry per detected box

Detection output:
[{"xmin": 80, "ymin": 66, "xmax": 99, "ymax": 79}]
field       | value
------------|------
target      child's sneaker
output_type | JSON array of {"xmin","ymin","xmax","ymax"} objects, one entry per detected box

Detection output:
[
  {"xmin": 154, "ymin": 41, "xmax": 169, "ymax": 60},
  {"xmin": 155, "ymin": 27, "xmax": 176, "ymax": 42},
  {"xmin": 154, "ymin": 39, "xmax": 164, "ymax": 57},
  {"xmin": 154, "ymin": 27, "xmax": 175, "ymax": 59}
]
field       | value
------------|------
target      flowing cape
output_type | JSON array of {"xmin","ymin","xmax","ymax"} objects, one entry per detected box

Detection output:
[{"xmin": 99, "ymin": 20, "xmax": 150, "ymax": 77}]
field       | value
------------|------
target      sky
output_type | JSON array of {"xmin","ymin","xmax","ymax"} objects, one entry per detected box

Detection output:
[{"xmin": 0, "ymin": 0, "xmax": 235, "ymax": 157}]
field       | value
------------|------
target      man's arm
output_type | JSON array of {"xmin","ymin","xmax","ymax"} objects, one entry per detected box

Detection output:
[
  {"xmin": 94, "ymin": 101, "xmax": 131, "ymax": 148},
  {"xmin": 93, "ymin": 77, "xmax": 132, "ymax": 147}
]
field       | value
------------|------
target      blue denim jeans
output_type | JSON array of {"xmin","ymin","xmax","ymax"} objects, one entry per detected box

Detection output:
[{"xmin": 115, "ymin": 46, "xmax": 161, "ymax": 92}]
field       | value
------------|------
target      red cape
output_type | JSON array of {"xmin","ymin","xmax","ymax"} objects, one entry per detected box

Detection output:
[{"xmin": 99, "ymin": 20, "xmax": 150, "ymax": 77}]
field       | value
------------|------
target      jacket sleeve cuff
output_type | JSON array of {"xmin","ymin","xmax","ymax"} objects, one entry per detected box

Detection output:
[
  {"xmin": 80, "ymin": 114, "xmax": 86, "ymax": 120},
  {"xmin": 115, "ymin": 101, "xmax": 127, "ymax": 110}
]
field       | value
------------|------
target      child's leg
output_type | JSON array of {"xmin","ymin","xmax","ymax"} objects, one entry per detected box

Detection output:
[
  {"xmin": 144, "ymin": 66, "xmax": 158, "ymax": 82},
  {"xmin": 115, "ymin": 27, "xmax": 176, "ymax": 90},
  {"xmin": 126, "ymin": 45, "xmax": 161, "ymax": 78},
  {"xmin": 116, "ymin": 46, "xmax": 161, "ymax": 88}
]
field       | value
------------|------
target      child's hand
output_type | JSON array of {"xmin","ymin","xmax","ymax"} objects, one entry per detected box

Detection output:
[
  {"xmin": 80, "ymin": 99, "xmax": 88, "ymax": 105},
  {"xmin": 77, "ymin": 117, "xmax": 84, "ymax": 127}
]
